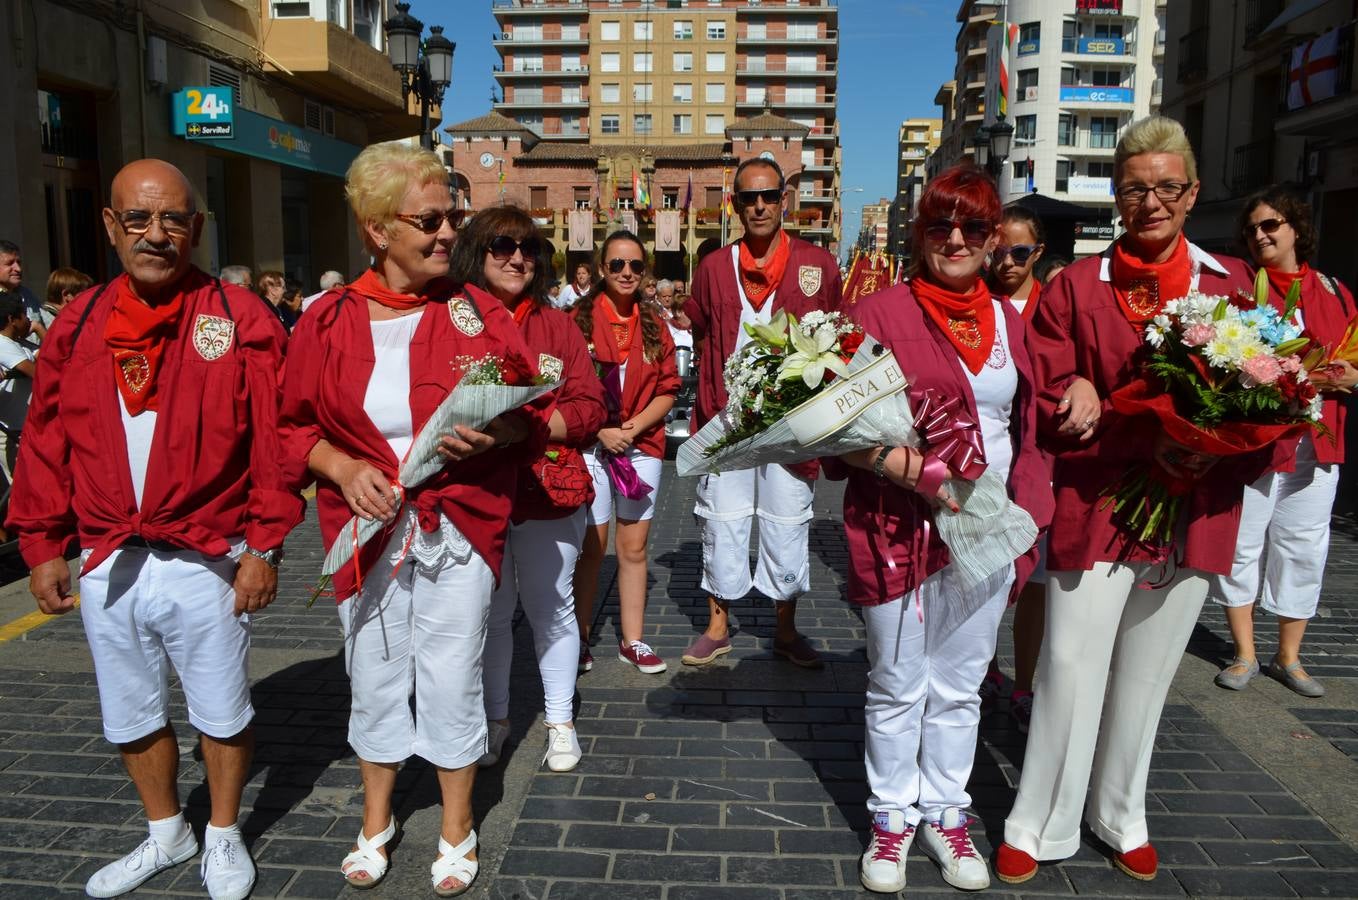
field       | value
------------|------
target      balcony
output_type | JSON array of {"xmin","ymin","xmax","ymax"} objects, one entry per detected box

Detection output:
[
  {"xmin": 736, "ymin": 94, "xmax": 836, "ymax": 110},
  {"xmin": 1062, "ymin": 37, "xmax": 1136, "ymax": 58},
  {"xmin": 1230, "ymin": 139, "xmax": 1273, "ymax": 195},
  {"xmin": 495, "ymin": 97, "xmax": 590, "ymax": 110},
  {"xmin": 1178, "ymin": 27, "xmax": 1208, "ymax": 82},
  {"xmin": 798, "ymin": 191, "xmax": 835, "ymax": 204},
  {"xmin": 492, "ymin": 32, "xmax": 589, "ymax": 48},
  {"xmin": 1244, "ymin": 0, "xmax": 1285, "ymax": 46},
  {"xmin": 964, "ymin": 41, "xmax": 986, "ymax": 59},
  {"xmin": 736, "ymin": 30, "xmax": 838, "ymax": 45},
  {"xmin": 802, "ymin": 160, "xmax": 835, "ymax": 173},
  {"xmin": 494, "ymin": 65, "xmax": 589, "ymax": 79},
  {"xmin": 492, "ymin": 0, "xmax": 586, "ymax": 12},
  {"xmin": 736, "ymin": 62, "xmax": 837, "ymax": 77},
  {"xmin": 260, "ymin": 18, "xmax": 403, "ymax": 112},
  {"xmin": 1058, "ymin": 85, "xmax": 1135, "ymax": 106},
  {"xmin": 1276, "ymin": 21, "xmax": 1357, "ymax": 138}
]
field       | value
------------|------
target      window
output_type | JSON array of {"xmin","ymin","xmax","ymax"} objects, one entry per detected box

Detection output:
[
  {"xmin": 673, "ymin": 114, "xmax": 692, "ymax": 134},
  {"xmin": 634, "ymin": 20, "xmax": 653, "ymax": 40},
  {"xmin": 1018, "ymin": 21, "xmax": 1039, "ymax": 54},
  {"xmin": 705, "ymin": 82, "xmax": 725, "ymax": 102},
  {"xmin": 513, "ymin": 20, "xmax": 543, "ymax": 40},
  {"xmin": 1089, "ymin": 115, "xmax": 1119, "ymax": 148},
  {"xmin": 705, "ymin": 113, "xmax": 725, "ymax": 134},
  {"xmin": 634, "ymin": 52, "xmax": 653, "ymax": 72},
  {"xmin": 674, "ymin": 20, "xmax": 693, "ymax": 39},
  {"xmin": 517, "ymin": 113, "xmax": 543, "ymax": 132},
  {"xmin": 601, "ymin": 82, "xmax": 621, "ymax": 103},
  {"xmin": 707, "ymin": 20, "xmax": 726, "ymax": 39},
  {"xmin": 1012, "ymin": 160, "xmax": 1029, "ymax": 181},
  {"xmin": 1017, "ymin": 68, "xmax": 1039, "ymax": 100},
  {"xmin": 634, "ymin": 113, "xmax": 653, "ymax": 134},
  {"xmin": 662, "ymin": 189, "xmax": 680, "ymax": 209},
  {"xmin": 561, "ymin": 54, "xmax": 582, "ymax": 72},
  {"xmin": 601, "ymin": 114, "xmax": 620, "ymax": 134},
  {"xmin": 705, "ymin": 51, "xmax": 726, "ymax": 72},
  {"xmin": 1087, "ymin": 161, "xmax": 1115, "ymax": 179},
  {"xmin": 600, "ymin": 21, "xmax": 620, "ymax": 41},
  {"xmin": 561, "ymin": 24, "xmax": 581, "ymax": 40},
  {"xmin": 785, "ymin": 82, "xmax": 815, "ymax": 103},
  {"xmin": 1060, "ymin": 66, "xmax": 1077, "ymax": 86},
  {"xmin": 674, "ymin": 51, "xmax": 694, "ymax": 71},
  {"xmin": 530, "ymin": 186, "xmax": 548, "ymax": 209},
  {"xmin": 617, "ymin": 189, "xmax": 633, "ymax": 210},
  {"xmin": 1092, "ymin": 22, "xmax": 1123, "ymax": 40},
  {"xmin": 745, "ymin": 85, "xmax": 766, "ymax": 103},
  {"xmin": 515, "ymin": 86, "xmax": 544, "ymax": 104},
  {"xmin": 801, "ymin": 149, "xmax": 816, "ymax": 167},
  {"xmin": 633, "ymin": 82, "xmax": 652, "ymax": 102},
  {"xmin": 601, "ymin": 52, "xmax": 620, "ymax": 73},
  {"xmin": 1091, "ymin": 67, "xmax": 1124, "ymax": 87},
  {"xmin": 515, "ymin": 54, "xmax": 544, "ymax": 72},
  {"xmin": 1061, "ymin": 20, "xmax": 1077, "ymax": 53},
  {"xmin": 1056, "ymin": 159, "xmax": 1072, "ymax": 193},
  {"xmin": 705, "ymin": 187, "xmax": 723, "ymax": 209},
  {"xmin": 787, "ymin": 50, "xmax": 817, "ymax": 72},
  {"xmin": 574, "ymin": 187, "xmax": 592, "ymax": 209},
  {"xmin": 788, "ymin": 22, "xmax": 817, "ymax": 39},
  {"xmin": 746, "ymin": 20, "xmax": 767, "ymax": 39},
  {"xmin": 1015, "ymin": 114, "xmax": 1036, "ymax": 143},
  {"xmin": 561, "ymin": 115, "xmax": 582, "ymax": 135},
  {"xmin": 673, "ymin": 82, "xmax": 693, "ymax": 103},
  {"xmin": 562, "ymin": 85, "xmax": 582, "ymax": 103},
  {"xmin": 745, "ymin": 51, "xmax": 766, "ymax": 72},
  {"xmin": 1057, "ymin": 113, "xmax": 1075, "ymax": 146}
]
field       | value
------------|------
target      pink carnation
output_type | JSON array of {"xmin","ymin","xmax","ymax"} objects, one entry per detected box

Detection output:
[
  {"xmin": 1279, "ymin": 355, "xmax": 1302, "ymax": 374},
  {"xmin": 1181, "ymin": 323, "xmax": 1217, "ymax": 346},
  {"xmin": 1240, "ymin": 354, "xmax": 1284, "ymax": 387}
]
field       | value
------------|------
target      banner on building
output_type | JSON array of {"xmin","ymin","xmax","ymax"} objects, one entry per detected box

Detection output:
[
  {"xmin": 568, "ymin": 209, "xmax": 594, "ymax": 252},
  {"xmin": 621, "ymin": 210, "xmax": 638, "ymax": 235},
  {"xmin": 1287, "ymin": 27, "xmax": 1342, "ymax": 110},
  {"xmin": 655, "ymin": 209, "xmax": 682, "ymax": 252}
]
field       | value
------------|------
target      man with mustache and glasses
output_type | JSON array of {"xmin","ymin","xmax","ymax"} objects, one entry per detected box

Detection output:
[
  {"xmin": 7, "ymin": 159, "xmax": 303, "ymax": 900},
  {"xmin": 681, "ymin": 156, "xmax": 842, "ymax": 670}
]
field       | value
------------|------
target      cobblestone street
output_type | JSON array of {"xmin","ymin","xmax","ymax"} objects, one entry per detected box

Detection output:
[{"xmin": 2, "ymin": 469, "xmax": 1358, "ymax": 897}]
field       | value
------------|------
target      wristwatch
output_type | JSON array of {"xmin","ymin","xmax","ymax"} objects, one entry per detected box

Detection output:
[
  {"xmin": 243, "ymin": 545, "xmax": 283, "ymax": 568},
  {"xmin": 873, "ymin": 447, "xmax": 895, "ymax": 480}
]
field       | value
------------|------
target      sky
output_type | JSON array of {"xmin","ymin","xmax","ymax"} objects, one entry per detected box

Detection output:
[{"xmin": 401, "ymin": 0, "xmax": 959, "ymax": 251}]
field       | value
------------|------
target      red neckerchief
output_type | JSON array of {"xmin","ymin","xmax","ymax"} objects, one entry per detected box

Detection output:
[
  {"xmin": 349, "ymin": 268, "xmax": 454, "ymax": 311},
  {"xmin": 1015, "ymin": 277, "xmax": 1041, "ymax": 321},
  {"xmin": 1110, "ymin": 235, "xmax": 1191, "ymax": 324},
  {"xmin": 912, "ymin": 275, "xmax": 995, "ymax": 375},
  {"xmin": 599, "ymin": 295, "xmax": 639, "ymax": 353},
  {"xmin": 1265, "ymin": 263, "xmax": 1310, "ymax": 310},
  {"xmin": 103, "ymin": 274, "xmax": 186, "ymax": 415},
  {"xmin": 737, "ymin": 231, "xmax": 790, "ymax": 311},
  {"xmin": 511, "ymin": 297, "xmax": 535, "ymax": 327}
]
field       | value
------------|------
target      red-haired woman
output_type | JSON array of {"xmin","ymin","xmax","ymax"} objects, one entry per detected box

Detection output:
[
  {"xmin": 829, "ymin": 165, "xmax": 1052, "ymax": 894},
  {"xmin": 571, "ymin": 231, "xmax": 680, "ymax": 674}
]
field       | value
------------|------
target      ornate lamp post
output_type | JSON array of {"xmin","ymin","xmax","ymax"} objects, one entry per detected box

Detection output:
[
  {"xmin": 384, "ymin": 3, "xmax": 455, "ymax": 151},
  {"xmin": 986, "ymin": 115, "xmax": 1015, "ymax": 185}
]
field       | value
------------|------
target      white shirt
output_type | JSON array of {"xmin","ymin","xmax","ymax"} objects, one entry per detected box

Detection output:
[
  {"xmin": 555, "ymin": 282, "xmax": 591, "ymax": 310},
  {"xmin": 731, "ymin": 245, "xmax": 773, "ymax": 353},
  {"xmin": 119, "ymin": 400, "xmax": 158, "ymax": 509},
  {"xmin": 962, "ymin": 302, "xmax": 1018, "ymax": 480},
  {"xmin": 363, "ymin": 315, "xmax": 421, "ymax": 462},
  {"xmin": 0, "ymin": 334, "xmax": 36, "ymax": 432}
]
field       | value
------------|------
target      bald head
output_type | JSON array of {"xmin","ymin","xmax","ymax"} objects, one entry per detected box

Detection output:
[{"xmin": 103, "ymin": 158, "xmax": 202, "ymax": 303}]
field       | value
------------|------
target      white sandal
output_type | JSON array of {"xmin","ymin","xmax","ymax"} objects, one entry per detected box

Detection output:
[
  {"xmin": 430, "ymin": 829, "xmax": 479, "ymax": 897},
  {"xmin": 340, "ymin": 817, "xmax": 397, "ymax": 889}
]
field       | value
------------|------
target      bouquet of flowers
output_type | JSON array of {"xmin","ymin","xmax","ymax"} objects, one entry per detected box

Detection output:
[
  {"xmin": 1103, "ymin": 272, "xmax": 1322, "ymax": 546},
  {"xmin": 678, "ymin": 310, "xmax": 1036, "ymax": 589}
]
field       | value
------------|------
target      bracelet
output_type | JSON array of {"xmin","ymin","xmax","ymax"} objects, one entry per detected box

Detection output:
[{"xmin": 873, "ymin": 447, "xmax": 895, "ymax": 480}]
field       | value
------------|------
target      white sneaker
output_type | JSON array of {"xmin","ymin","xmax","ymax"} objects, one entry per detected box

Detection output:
[
  {"xmin": 543, "ymin": 722, "xmax": 582, "ymax": 772},
  {"xmin": 86, "ymin": 834, "xmax": 199, "ymax": 898},
  {"xmin": 918, "ymin": 807, "xmax": 990, "ymax": 891},
  {"xmin": 478, "ymin": 720, "xmax": 511, "ymax": 768},
  {"xmin": 200, "ymin": 828, "xmax": 255, "ymax": 900},
  {"xmin": 860, "ymin": 809, "xmax": 914, "ymax": 893}
]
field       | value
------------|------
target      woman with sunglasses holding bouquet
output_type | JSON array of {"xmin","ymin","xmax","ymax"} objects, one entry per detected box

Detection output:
[
  {"xmin": 279, "ymin": 144, "xmax": 550, "ymax": 896},
  {"xmin": 572, "ymin": 231, "xmax": 680, "ymax": 674},
  {"xmin": 447, "ymin": 206, "xmax": 606, "ymax": 773},
  {"xmin": 1208, "ymin": 187, "xmax": 1356, "ymax": 698},
  {"xmin": 829, "ymin": 164, "xmax": 1052, "ymax": 894}
]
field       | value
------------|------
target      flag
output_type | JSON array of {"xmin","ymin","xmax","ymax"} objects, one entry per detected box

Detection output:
[
  {"xmin": 1025, "ymin": 158, "xmax": 1035, "ymax": 193},
  {"xmin": 1287, "ymin": 27, "xmax": 1341, "ymax": 110},
  {"xmin": 632, "ymin": 168, "xmax": 651, "ymax": 210},
  {"xmin": 656, "ymin": 209, "xmax": 682, "ymax": 251},
  {"xmin": 841, "ymin": 250, "xmax": 893, "ymax": 308},
  {"xmin": 997, "ymin": 22, "xmax": 1019, "ymax": 118},
  {"xmin": 682, "ymin": 172, "xmax": 694, "ymax": 211},
  {"xmin": 568, "ymin": 209, "xmax": 593, "ymax": 252}
]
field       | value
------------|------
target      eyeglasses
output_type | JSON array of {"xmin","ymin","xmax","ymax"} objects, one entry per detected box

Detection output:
[
  {"xmin": 1243, "ymin": 217, "xmax": 1288, "ymax": 238},
  {"xmin": 607, "ymin": 258, "xmax": 646, "ymax": 275},
  {"xmin": 110, "ymin": 209, "xmax": 196, "ymax": 237},
  {"xmin": 393, "ymin": 210, "xmax": 465, "ymax": 234},
  {"xmin": 734, "ymin": 188, "xmax": 785, "ymax": 208},
  {"xmin": 487, "ymin": 235, "xmax": 541, "ymax": 261},
  {"xmin": 1115, "ymin": 182, "xmax": 1192, "ymax": 206},
  {"xmin": 923, "ymin": 218, "xmax": 993, "ymax": 246},
  {"xmin": 995, "ymin": 244, "xmax": 1040, "ymax": 265}
]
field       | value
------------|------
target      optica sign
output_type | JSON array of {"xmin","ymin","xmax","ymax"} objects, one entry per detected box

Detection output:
[{"xmin": 1058, "ymin": 86, "xmax": 1134, "ymax": 103}]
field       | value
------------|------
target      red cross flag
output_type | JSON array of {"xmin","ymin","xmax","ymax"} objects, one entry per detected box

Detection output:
[{"xmin": 1287, "ymin": 27, "xmax": 1341, "ymax": 111}]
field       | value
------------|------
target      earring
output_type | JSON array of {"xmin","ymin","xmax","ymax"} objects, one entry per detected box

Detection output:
[{"xmin": 378, "ymin": 241, "xmax": 388, "ymax": 250}]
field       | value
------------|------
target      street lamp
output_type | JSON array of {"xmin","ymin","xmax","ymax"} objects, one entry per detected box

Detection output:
[
  {"xmin": 986, "ymin": 115, "xmax": 1015, "ymax": 185},
  {"xmin": 972, "ymin": 126, "xmax": 990, "ymax": 171},
  {"xmin": 384, "ymin": 3, "xmax": 455, "ymax": 152}
]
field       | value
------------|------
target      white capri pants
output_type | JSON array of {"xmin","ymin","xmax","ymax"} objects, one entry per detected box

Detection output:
[
  {"xmin": 79, "ymin": 545, "xmax": 252, "ymax": 745},
  {"xmin": 585, "ymin": 446, "xmax": 663, "ymax": 523},
  {"xmin": 863, "ymin": 564, "xmax": 1012, "ymax": 825},
  {"xmin": 484, "ymin": 509, "xmax": 586, "ymax": 725},
  {"xmin": 694, "ymin": 464, "xmax": 814, "ymax": 603},
  {"xmin": 338, "ymin": 540, "xmax": 495, "ymax": 770},
  {"xmin": 1211, "ymin": 436, "xmax": 1339, "ymax": 619},
  {"xmin": 1005, "ymin": 562, "xmax": 1208, "ymax": 859}
]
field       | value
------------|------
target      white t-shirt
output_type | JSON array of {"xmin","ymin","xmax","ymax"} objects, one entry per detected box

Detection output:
[
  {"xmin": 555, "ymin": 282, "xmax": 591, "ymax": 310},
  {"xmin": 119, "ymin": 401, "xmax": 158, "ymax": 509},
  {"xmin": 363, "ymin": 315, "xmax": 421, "ymax": 462},
  {"xmin": 0, "ymin": 334, "xmax": 37, "ymax": 432},
  {"xmin": 962, "ymin": 302, "xmax": 1018, "ymax": 480}
]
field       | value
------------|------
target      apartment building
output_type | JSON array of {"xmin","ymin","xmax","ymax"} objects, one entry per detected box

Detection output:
[
  {"xmin": 488, "ymin": 0, "xmax": 841, "ymax": 252},
  {"xmin": 1162, "ymin": 0, "xmax": 1358, "ymax": 288},
  {"xmin": 857, "ymin": 197, "xmax": 892, "ymax": 253},
  {"xmin": 886, "ymin": 117, "xmax": 942, "ymax": 258}
]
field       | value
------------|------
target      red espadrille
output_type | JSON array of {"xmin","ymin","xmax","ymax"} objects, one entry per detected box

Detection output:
[
  {"xmin": 994, "ymin": 842, "xmax": 1037, "ymax": 884},
  {"xmin": 1114, "ymin": 843, "xmax": 1158, "ymax": 881}
]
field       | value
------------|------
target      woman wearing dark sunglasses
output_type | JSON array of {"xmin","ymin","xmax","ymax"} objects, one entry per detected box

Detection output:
[
  {"xmin": 572, "ymin": 231, "xmax": 680, "ymax": 674},
  {"xmin": 1207, "ymin": 186, "xmax": 1356, "ymax": 698},
  {"xmin": 827, "ymin": 165, "xmax": 1052, "ymax": 894},
  {"xmin": 448, "ymin": 206, "xmax": 607, "ymax": 775},
  {"xmin": 279, "ymin": 144, "xmax": 551, "ymax": 896},
  {"xmin": 988, "ymin": 206, "xmax": 1047, "ymax": 321}
]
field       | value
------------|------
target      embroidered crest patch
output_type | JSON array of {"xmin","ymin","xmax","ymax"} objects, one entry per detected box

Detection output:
[
  {"xmin": 798, "ymin": 265, "xmax": 822, "ymax": 298},
  {"xmin": 118, "ymin": 353, "xmax": 151, "ymax": 394},
  {"xmin": 538, "ymin": 353, "xmax": 564, "ymax": 382},
  {"xmin": 449, "ymin": 298, "xmax": 484, "ymax": 336},
  {"xmin": 1319, "ymin": 273, "xmax": 1338, "ymax": 295},
  {"xmin": 192, "ymin": 315, "xmax": 235, "ymax": 361}
]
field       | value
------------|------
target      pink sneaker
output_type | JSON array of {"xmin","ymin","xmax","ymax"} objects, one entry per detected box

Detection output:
[{"xmin": 618, "ymin": 640, "xmax": 667, "ymax": 674}]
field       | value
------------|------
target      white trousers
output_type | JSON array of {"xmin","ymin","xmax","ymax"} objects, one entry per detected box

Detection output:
[
  {"xmin": 695, "ymin": 464, "xmax": 814, "ymax": 602},
  {"xmin": 585, "ymin": 446, "xmax": 663, "ymax": 523},
  {"xmin": 1004, "ymin": 562, "xmax": 1208, "ymax": 858},
  {"xmin": 863, "ymin": 564, "xmax": 1012, "ymax": 826},
  {"xmin": 1211, "ymin": 437, "xmax": 1338, "ymax": 619},
  {"xmin": 79, "ymin": 546, "xmax": 251, "ymax": 744},
  {"xmin": 484, "ymin": 509, "xmax": 585, "ymax": 725},
  {"xmin": 338, "ymin": 545, "xmax": 494, "ymax": 770}
]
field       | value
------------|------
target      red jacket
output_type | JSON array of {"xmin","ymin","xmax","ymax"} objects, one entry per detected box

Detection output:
[
  {"xmin": 278, "ymin": 283, "xmax": 551, "ymax": 600},
  {"xmin": 585, "ymin": 301, "xmax": 681, "ymax": 460},
  {"xmin": 1027, "ymin": 243, "xmax": 1261, "ymax": 575},
  {"xmin": 822, "ymin": 283, "xmax": 1054, "ymax": 606},
  {"xmin": 8, "ymin": 269, "xmax": 303, "ymax": 572},
  {"xmin": 510, "ymin": 301, "xmax": 607, "ymax": 521}
]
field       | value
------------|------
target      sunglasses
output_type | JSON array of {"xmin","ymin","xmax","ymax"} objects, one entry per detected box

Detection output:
[
  {"xmin": 995, "ymin": 244, "xmax": 1039, "ymax": 265},
  {"xmin": 110, "ymin": 209, "xmax": 196, "ymax": 237},
  {"xmin": 734, "ymin": 188, "xmax": 785, "ymax": 207},
  {"xmin": 923, "ymin": 218, "xmax": 993, "ymax": 246},
  {"xmin": 1243, "ymin": 217, "xmax": 1287, "ymax": 238},
  {"xmin": 393, "ymin": 210, "xmax": 465, "ymax": 234},
  {"xmin": 607, "ymin": 258, "xmax": 646, "ymax": 275},
  {"xmin": 487, "ymin": 234, "xmax": 541, "ymax": 261}
]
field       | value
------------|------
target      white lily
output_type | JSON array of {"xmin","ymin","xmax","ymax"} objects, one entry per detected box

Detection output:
[
  {"xmin": 778, "ymin": 315, "xmax": 848, "ymax": 388},
  {"xmin": 743, "ymin": 309, "xmax": 791, "ymax": 349}
]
